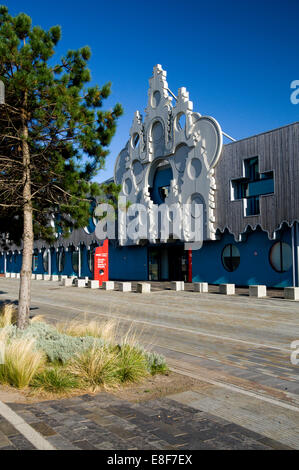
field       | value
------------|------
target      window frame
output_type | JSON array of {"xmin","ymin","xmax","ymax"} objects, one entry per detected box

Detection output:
[
  {"xmin": 42, "ymin": 249, "xmax": 49, "ymax": 273},
  {"xmin": 269, "ymin": 241, "xmax": 292, "ymax": 273},
  {"xmin": 221, "ymin": 244, "xmax": 241, "ymax": 273},
  {"xmin": 56, "ymin": 248, "xmax": 65, "ymax": 273},
  {"xmin": 87, "ymin": 243, "xmax": 98, "ymax": 274}
]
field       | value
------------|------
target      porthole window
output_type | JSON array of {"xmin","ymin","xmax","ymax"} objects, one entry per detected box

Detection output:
[
  {"xmin": 222, "ymin": 244, "xmax": 240, "ymax": 272},
  {"xmin": 269, "ymin": 242, "xmax": 292, "ymax": 273},
  {"xmin": 42, "ymin": 250, "xmax": 49, "ymax": 272},
  {"xmin": 56, "ymin": 248, "xmax": 65, "ymax": 273}
]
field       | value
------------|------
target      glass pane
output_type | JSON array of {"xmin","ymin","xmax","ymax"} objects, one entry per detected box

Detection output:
[
  {"xmin": 88, "ymin": 244, "xmax": 97, "ymax": 273},
  {"xmin": 222, "ymin": 244, "xmax": 240, "ymax": 272},
  {"xmin": 72, "ymin": 251, "xmax": 79, "ymax": 273},
  {"xmin": 270, "ymin": 243, "xmax": 281, "ymax": 272},
  {"xmin": 56, "ymin": 249, "xmax": 65, "ymax": 273},
  {"xmin": 281, "ymin": 243, "xmax": 292, "ymax": 272},
  {"xmin": 231, "ymin": 245, "xmax": 239, "ymax": 257},
  {"xmin": 43, "ymin": 251, "xmax": 49, "ymax": 272},
  {"xmin": 222, "ymin": 245, "xmax": 230, "ymax": 258},
  {"xmin": 32, "ymin": 255, "xmax": 38, "ymax": 272},
  {"xmin": 149, "ymin": 250, "xmax": 159, "ymax": 281}
]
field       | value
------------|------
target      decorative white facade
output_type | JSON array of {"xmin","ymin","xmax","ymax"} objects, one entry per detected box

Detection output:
[{"xmin": 114, "ymin": 65, "xmax": 223, "ymax": 245}]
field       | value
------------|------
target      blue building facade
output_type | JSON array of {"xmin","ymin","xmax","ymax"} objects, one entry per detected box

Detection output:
[{"xmin": 1, "ymin": 66, "xmax": 298, "ymax": 288}]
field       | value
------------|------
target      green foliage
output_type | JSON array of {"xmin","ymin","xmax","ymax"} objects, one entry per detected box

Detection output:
[
  {"xmin": 0, "ymin": 336, "xmax": 46, "ymax": 388},
  {"xmin": 32, "ymin": 366, "xmax": 80, "ymax": 393},
  {"xmin": 0, "ymin": 304, "xmax": 17, "ymax": 327},
  {"xmin": 68, "ymin": 344, "xmax": 119, "ymax": 388},
  {"xmin": 116, "ymin": 344, "xmax": 149, "ymax": 383},
  {"xmin": 144, "ymin": 351, "xmax": 168, "ymax": 375},
  {"xmin": 10, "ymin": 322, "xmax": 105, "ymax": 364},
  {"xmin": 0, "ymin": 320, "xmax": 168, "ymax": 392},
  {"xmin": 0, "ymin": 6, "xmax": 123, "ymax": 245}
]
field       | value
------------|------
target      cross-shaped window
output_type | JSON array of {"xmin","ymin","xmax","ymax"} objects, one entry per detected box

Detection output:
[{"xmin": 231, "ymin": 157, "xmax": 274, "ymax": 216}]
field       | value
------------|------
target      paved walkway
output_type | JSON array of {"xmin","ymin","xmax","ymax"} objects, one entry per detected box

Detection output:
[
  {"xmin": 0, "ymin": 278, "xmax": 298, "ymax": 449},
  {"xmin": 3, "ymin": 393, "xmax": 292, "ymax": 450},
  {"xmin": 0, "ymin": 415, "xmax": 36, "ymax": 450}
]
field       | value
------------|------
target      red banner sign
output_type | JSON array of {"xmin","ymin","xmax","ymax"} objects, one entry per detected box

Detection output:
[{"xmin": 94, "ymin": 239, "xmax": 109, "ymax": 287}]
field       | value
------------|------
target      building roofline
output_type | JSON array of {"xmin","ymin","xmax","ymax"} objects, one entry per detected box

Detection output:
[{"xmin": 224, "ymin": 120, "xmax": 299, "ymax": 147}]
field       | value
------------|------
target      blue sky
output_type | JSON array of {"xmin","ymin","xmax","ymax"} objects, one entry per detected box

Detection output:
[{"xmin": 5, "ymin": 0, "xmax": 299, "ymax": 182}]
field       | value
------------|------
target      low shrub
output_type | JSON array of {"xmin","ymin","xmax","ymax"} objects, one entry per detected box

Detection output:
[
  {"xmin": 0, "ymin": 304, "xmax": 17, "ymax": 328},
  {"xmin": 32, "ymin": 366, "xmax": 81, "ymax": 393},
  {"xmin": 116, "ymin": 344, "xmax": 149, "ymax": 383},
  {"xmin": 0, "ymin": 318, "xmax": 168, "ymax": 394},
  {"xmin": 68, "ymin": 344, "xmax": 119, "ymax": 388},
  {"xmin": 0, "ymin": 337, "xmax": 46, "ymax": 389},
  {"xmin": 10, "ymin": 322, "xmax": 105, "ymax": 364},
  {"xmin": 144, "ymin": 351, "xmax": 168, "ymax": 375}
]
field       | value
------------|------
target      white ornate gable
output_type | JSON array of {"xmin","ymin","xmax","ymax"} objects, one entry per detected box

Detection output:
[{"xmin": 114, "ymin": 65, "xmax": 223, "ymax": 245}]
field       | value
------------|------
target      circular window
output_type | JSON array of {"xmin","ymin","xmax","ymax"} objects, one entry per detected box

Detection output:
[
  {"xmin": 269, "ymin": 242, "xmax": 292, "ymax": 273},
  {"xmin": 222, "ymin": 244, "xmax": 240, "ymax": 272},
  {"xmin": 42, "ymin": 250, "xmax": 49, "ymax": 272},
  {"xmin": 56, "ymin": 248, "xmax": 65, "ymax": 273}
]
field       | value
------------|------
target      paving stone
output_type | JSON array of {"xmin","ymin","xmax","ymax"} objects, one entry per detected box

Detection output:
[
  {"xmin": 52, "ymin": 426, "xmax": 82, "ymax": 443},
  {"xmin": 1, "ymin": 391, "xmax": 295, "ymax": 450},
  {"xmin": 0, "ymin": 431, "xmax": 11, "ymax": 448},
  {"xmin": 30, "ymin": 421, "xmax": 57, "ymax": 437},
  {"xmin": 47, "ymin": 434, "xmax": 79, "ymax": 450},
  {"xmin": 9, "ymin": 434, "xmax": 36, "ymax": 450},
  {"xmin": 257, "ymin": 436, "xmax": 294, "ymax": 450},
  {"xmin": 147, "ymin": 439, "xmax": 173, "ymax": 450},
  {"xmin": 73, "ymin": 439, "xmax": 99, "ymax": 450},
  {"xmin": 0, "ymin": 419, "xmax": 18, "ymax": 437}
]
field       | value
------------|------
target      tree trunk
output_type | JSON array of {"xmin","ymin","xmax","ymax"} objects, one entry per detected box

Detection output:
[{"xmin": 17, "ymin": 101, "xmax": 33, "ymax": 330}]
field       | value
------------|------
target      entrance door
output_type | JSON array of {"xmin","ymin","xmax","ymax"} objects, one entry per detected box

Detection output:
[
  {"xmin": 168, "ymin": 246, "xmax": 188, "ymax": 281},
  {"xmin": 148, "ymin": 246, "xmax": 188, "ymax": 281},
  {"xmin": 149, "ymin": 249, "xmax": 160, "ymax": 281}
]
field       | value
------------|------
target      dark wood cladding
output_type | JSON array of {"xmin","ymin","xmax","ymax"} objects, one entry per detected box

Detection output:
[{"xmin": 214, "ymin": 121, "xmax": 299, "ymax": 239}]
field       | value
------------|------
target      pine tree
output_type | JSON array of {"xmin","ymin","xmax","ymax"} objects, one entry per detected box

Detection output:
[{"xmin": 0, "ymin": 6, "xmax": 123, "ymax": 329}]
